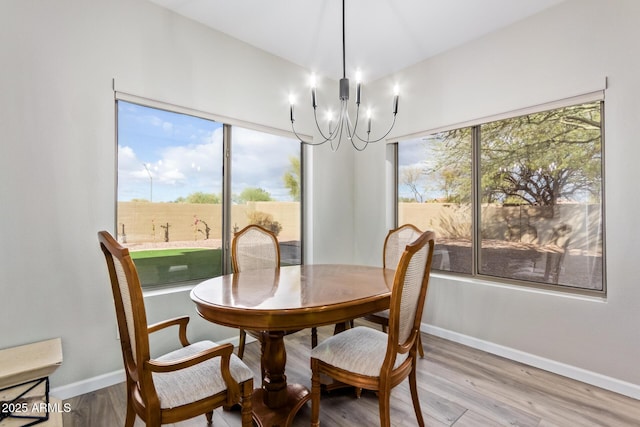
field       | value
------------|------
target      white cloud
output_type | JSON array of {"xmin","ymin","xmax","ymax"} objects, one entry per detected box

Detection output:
[
  {"xmin": 230, "ymin": 127, "xmax": 298, "ymax": 198},
  {"xmin": 162, "ymin": 121, "xmax": 173, "ymax": 133},
  {"xmin": 118, "ymin": 109, "xmax": 298, "ymax": 202}
]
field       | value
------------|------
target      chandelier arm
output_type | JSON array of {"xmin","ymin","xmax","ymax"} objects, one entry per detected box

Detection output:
[
  {"xmin": 311, "ymin": 87, "xmax": 339, "ymax": 142},
  {"xmin": 352, "ymin": 113, "xmax": 398, "ymax": 144},
  {"xmin": 354, "ymin": 104, "xmax": 361, "ymax": 129},
  {"xmin": 313, "ymin": 107, "xmax": 340, "ymax": 142},
  {"xmin": 348, "ymin": 106, "xmax": 371, "ymax": 151},
  {"xmin": 350, "ymin": 137, "xmax": 369, "ymax": 151},
  {"xmin": 349, "ymin": 104, "xmax": 361, "ymax": 138},
  {"xmin": 291, "ymin": 120, "xmax": 326, "ymax": 146},
  {"xmin": 332, "ymin": 119, "xmax": 345, "ymax": 152},
  {"xmin": 293, "ymin": 106, "xmax": 352, "ymax": 146},
  {"xmin": 292, "ymin": 113, "xmax": 338, "ymax": 146},
  {"xmin": 342, "ymin": 102, "xmax": 356, "ymax": 141}
]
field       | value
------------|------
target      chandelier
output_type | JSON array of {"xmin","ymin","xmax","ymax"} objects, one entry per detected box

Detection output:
[{"xmin": 289, "ymin": 0, "xmax": 399, "ymax": 151}]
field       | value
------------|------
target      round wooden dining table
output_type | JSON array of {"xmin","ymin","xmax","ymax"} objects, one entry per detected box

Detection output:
[{"xmin": 190, "ymin": 264, "xmax": 395, "ymax": 427}]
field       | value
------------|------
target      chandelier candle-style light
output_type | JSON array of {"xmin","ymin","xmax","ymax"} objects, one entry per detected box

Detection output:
[{"xmin": 289, "ymin": 0, "xmax": 399, "ymax": 151}]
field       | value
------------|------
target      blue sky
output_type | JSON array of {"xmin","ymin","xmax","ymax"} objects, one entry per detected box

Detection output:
[
  {"xmin": 117, "ymin": 101, "xmax": 299, "ymax": 202},
  {"xmin": 397, "ymin": 136, "xmax": 442, "ymax": 201}
]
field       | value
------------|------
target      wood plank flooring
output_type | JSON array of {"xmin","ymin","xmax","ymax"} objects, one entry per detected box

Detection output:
[{"xmin": 62, "ymin": 322, "xmax": 640, "ymax": 426}]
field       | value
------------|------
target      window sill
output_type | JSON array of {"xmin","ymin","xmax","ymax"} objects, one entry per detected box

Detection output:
[
  {"xmin": 430, "ymin": 271, "xmax": 607, "ymax": 303},
  {"xmin": 142, "ymin": 280, "xmax": 203, "ymax": 298}
]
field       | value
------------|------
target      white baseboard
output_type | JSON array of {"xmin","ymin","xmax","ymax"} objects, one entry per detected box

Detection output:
[
  {"xmin": 51, "ymin": 335, "xmax": 251, "ymax": 400},
  {"xmin": 53, "ymin": 325, "xmax": 639, "ymax": 401},
  {"xmin": 422, "ymin": 323, "xmax": 640, "ymax": 400},
  {"xmin": 51, "ymin": 369, "xmax": 126, "ymax": 401}
]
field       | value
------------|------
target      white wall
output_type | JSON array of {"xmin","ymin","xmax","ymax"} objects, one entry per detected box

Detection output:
[
  {"xmin": 0, "ymin": 0, "xmax": 353, "ymax": 394},
  {"xmin": 356, "ymin": 0, "xmax": 640, "ymax": 397}
]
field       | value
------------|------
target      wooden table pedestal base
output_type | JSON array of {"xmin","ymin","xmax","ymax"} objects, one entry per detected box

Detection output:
[{"xmin": 251, "ymin": 383, "xmax": 310, "ymax": 427}]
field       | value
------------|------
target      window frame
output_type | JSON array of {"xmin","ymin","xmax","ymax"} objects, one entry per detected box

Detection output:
[
  {"xmin": 394, "ymin": 92, "xmax": 606, "ymax": 296},
  {"xmin": 115, "ymin": 93, "xmax": 304, "ymax": 288}
]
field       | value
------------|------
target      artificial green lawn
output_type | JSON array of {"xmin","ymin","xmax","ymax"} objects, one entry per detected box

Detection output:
[{"xmin": 130, "ymin": 248, "xmax": 223, "ymax": 286}]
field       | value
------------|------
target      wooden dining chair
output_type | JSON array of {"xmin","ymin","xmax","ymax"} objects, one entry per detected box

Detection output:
[
  {"xmin": 231, "ymin": 224, "xmax": 281, "ymax": 273},
  {"xmin": 232, "ymin": 224, "xmax": 280, "ymax": 360},
  {"xmin": 98, "ymin": 231, "xmax": 254, "ymax": 427},
  {"xmin": 365, "ymin": 224, "xmax": 426, "ymax": 357},
  {"xmin": 310, "ymin": 230, "xmax": 436, "ymax": 427},
  {"xmin": 232, "ymin": 224, "xmax": 318, "ymax": 358}
]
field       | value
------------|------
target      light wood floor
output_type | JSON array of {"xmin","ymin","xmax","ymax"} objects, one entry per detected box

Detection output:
[{"xmin": 63, "ymin": 323, "xmax": 640, "ymax": 426}]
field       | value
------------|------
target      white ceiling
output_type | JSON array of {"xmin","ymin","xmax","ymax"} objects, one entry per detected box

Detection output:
[{"xmin": 147, "ymin": 0, "xmax": 565, "ymax": 82}]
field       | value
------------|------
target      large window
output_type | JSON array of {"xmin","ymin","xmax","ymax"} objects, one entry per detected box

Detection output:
[
  {"xmin": 230, "ymin": 126, "xmax": 301, "ymax": 266},
  {"xmin": 117, "ymin": 100, "xmax": 301, "ymax": 287},
  {"xmin": 397, "ymin": 99, "xmax": 604, "ymax": 293},
  {"xmin": 397, "ymin": 131, "xmax": 473, "ymax": 274}
]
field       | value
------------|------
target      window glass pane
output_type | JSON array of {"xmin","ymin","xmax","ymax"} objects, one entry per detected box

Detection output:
[
  {"xmin": 398, "ymin": 131, "xmax": 472, "ymax": 273},
  {"xmin": 479, "ymin": 102, "xmax": 603, "ymax": 290},
  {"xmin": 231, "ymin": 127, "xmax": 301, "ymax": 266},
  {"xmin": 117, "ymin": 101, "xmax": 223, "ymax": 286}
]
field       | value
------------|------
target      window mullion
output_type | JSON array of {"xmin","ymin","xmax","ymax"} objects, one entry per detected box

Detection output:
[
  {"xmin": 222, "ymin": 124, "xmax": 232, "ymax": 275},
  {"xmin": 472, "ymin": 125, "xmax": 481, "ymax": 277}
]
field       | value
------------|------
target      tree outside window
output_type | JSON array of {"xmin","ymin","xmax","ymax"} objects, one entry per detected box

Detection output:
[{"xmin": 398, "ymin": 101, "xmax": 604, "ymax": 291}]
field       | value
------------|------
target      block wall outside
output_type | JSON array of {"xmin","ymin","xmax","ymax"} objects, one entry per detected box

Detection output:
[
  {"xmin": 117, "ymin": 201, "xmax": 301, "ymax": 245},
  {"xmin": 399, "ymin": 203, "xmax": 602, "ymax": 252},
  {"xmin": 119, "ymin": 201, "xmax": 599, "ymax": 252}
]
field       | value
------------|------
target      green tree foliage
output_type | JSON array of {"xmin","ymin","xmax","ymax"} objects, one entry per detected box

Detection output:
[
  {"xmin": 238, "ymin": 187, "xmax": 272, "ymax": 202},
  {"xmin": 283, "ymin": 156, "xmax": 300, "ymax": 201},
  {"xmin": 174, "ymin": 192, "xmax": 221, "ymax": 204},
  {"xmin": 430, "ymin": 102, "xmax": 602, "ymax": 206},
  {"xmin": 481, "ymin": 102, "xmax": 601, "ymax": 206},
  {"xmin": 426, "ymin": 130, "xmax": 473, "ymax": 204}
]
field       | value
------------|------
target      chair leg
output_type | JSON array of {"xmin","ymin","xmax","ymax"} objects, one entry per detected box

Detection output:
[
  {"xmin": 240, "ymin": 379, "xmax": 253, "ymax": 427},
  {"xmin": 124, "ymin": 385, "xmax": 136, "ymax": 427},
  {"xmin": 205, "ymin": 410, "xmax": 213, "ymax": 424},
  {"xmin": 124, "ymin": 400, "xmax": 135, "ymax": 427},
  {"xmin": 310, "ymin": 359, "xmax": 321, "ymax": 427},
  {"xmin": 378, "ymin": 385, "xmax": 392, "ymax": 427},
  {"xmin": 146, "ymin": 408, "xmax": 161, "ymax": 427},
  {"xmin": 409, "ymin": 365, "xmax": 425, "ymax": 427},
  {"xmin": 311, "ymin": 327, "xmax": 318, "ymax": 348},
  {"xmin": 238, "ymin": 329, "xmax": 247, "ymax": 359},
  {"xmin": 418, "ymin": 333, "xmax": 425, "ymax": 358}
]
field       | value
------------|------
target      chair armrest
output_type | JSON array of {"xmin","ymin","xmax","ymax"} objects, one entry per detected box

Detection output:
[
  {"xmin": 146, "ymin": 342, "xmax": 233, "ymax": 372},
  {"xmin": 145, "ymin": 343, "xmax": 240, "ymax": 401},
  {"xmin": 148, "ymin": 316, "xmax": 190, "ymax": 347}
]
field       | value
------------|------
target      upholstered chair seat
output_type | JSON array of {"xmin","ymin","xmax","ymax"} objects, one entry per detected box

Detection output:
[
  {"xmin": 311, "ymin": 327, "xmax": 408, "ymax": 377},
  {"xmin": 153, "ymin": 340, "xmax": 254, "ymax": 409}
]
